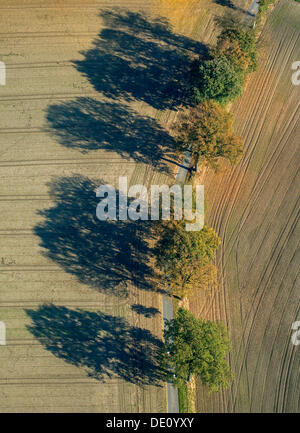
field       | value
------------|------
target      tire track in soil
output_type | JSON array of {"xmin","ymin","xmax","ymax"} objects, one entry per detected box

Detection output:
[{"xmin": 190, "ymin": 0, "xmax": 300, "ymax": 412}]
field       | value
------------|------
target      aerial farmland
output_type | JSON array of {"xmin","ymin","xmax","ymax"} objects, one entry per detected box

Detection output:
[{"xmin": 0, "ymin": 0, "xmax": 299, "ymax": 414}]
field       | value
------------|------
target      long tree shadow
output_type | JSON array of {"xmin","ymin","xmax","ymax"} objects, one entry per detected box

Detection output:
[
  {"xmin": 46, "ymin": 98, "xmax": 175, "ymax": 173},
  {"xmin": 213, "ymin": 0, "xmax": 250, "ymax": 15},
  {"xmin": 26, "ymin": 304, "xmax": 166, "ymax": 385},
  {"xmin": 34, "ymin": 175, "xmax": 158, "ymax": 298},
  {"xmin": 73, "ymin": 9, "xmax": 208, "ymax": 110}
]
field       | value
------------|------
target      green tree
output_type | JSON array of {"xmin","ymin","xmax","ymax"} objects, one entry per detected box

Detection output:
[
  {"xmin": 155, "ymin": 222, "xmax": 220, "ymax": 297},
  {"xmin": 164, "ymin": 308, "xmax": 233, "ymax": 391},
  {"xmin": 215, "ymin": 27, "xmax": 257, "ymax": 73},
  {"xmin": 174, "ymin": 100, "xmax": 243, "ymax": 170},
  {"xmin": 192, "ymin": 56, "xmax": 244, "ymax": 104},
  {"xmin": 258, "ymin": 0, "xmax": 277, "ymax": 14}
]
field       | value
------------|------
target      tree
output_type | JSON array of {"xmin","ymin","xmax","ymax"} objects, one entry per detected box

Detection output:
[
  {"xmin": 173, "ymin": 100, "xmax": 243, "ymax": 170},
  {"xmin": 155, "ymin": 222, "xmax": 220, "ymax": 298},
  {"xmin": 211, "ymin": 39, "xmax": 252, "ymax": 74},
  {"xmin": 164, "ymin": 308, "xmax": 233, "ymax": 391},
  {"xmin": 192, "ymin": 56, "xmax": 244, "ymax": 104},
  {"xmin": 215, "ymin": 27, "xmax": 257, "ymax": 73}
]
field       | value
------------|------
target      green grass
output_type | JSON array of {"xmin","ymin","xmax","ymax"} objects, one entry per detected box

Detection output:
[{"xmin": 178, "ymin": 381, "xmax": 193, "ymax": 413}]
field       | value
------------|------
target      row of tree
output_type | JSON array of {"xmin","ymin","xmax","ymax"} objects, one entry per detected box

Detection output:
[
  {"xmin": 194, "ymin": 23, "xmax": 257, "ymax": 104},
  {"xmin": 158, "ymin": 20, "xmax": 260, "ymax": 393},
  {"xmin": 155, "ymin": 221, "xmax": 232, "ymax": 392},
  {"xmin": 172, "ymin": 20, "xmax": 258, "ymax": 170}
]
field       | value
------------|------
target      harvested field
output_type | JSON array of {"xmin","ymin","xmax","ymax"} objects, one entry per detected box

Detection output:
[
  {"xmin": 0, "ymin": 0, "xmax": 178, "ymax": 413},
  {"xmin": 1, "ymin": 0, "xmax": 298, "ymax": 414},
  {"xmin": 190, "ymin": 0, "xmax": 300, "ymax": 413}
]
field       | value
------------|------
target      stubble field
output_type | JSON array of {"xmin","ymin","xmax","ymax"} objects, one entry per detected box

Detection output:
[
  {"xmin": 0, "ymin": 0, "xmax": 173, "ymax": 413},
  {"xmin": 190, "ymin": 0, "xmax": 300, "ymax": 413}
]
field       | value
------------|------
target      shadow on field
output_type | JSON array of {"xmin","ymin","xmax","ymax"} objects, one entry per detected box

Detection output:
[
  {"xmin": 34, "ymin": 175, "xmax": 159, "ymax": 298},
  {"xmin": 214, "ymin": 0, "xmax": 237, "ymax": 9},
  {"xmin": 213, "ymin": 0, "xmax": 249, "ymax": 14},
  {"xmin": 46, "ymin": 98, "xmax": 176, "ymax": 174},
  {"xmin": 131, "ymin": 304, "xmax": 161, "ymax": 318},
  {"xmin": 26, "ymin": 304, "xmax": 166, "ymax": 385},
  {"xmin": 46, "ymin": 9, "xmax": 209, "ymax": 172},
  {"xmin": 73, "ymin": 9, "xmax": 208, "ymax": 110}
]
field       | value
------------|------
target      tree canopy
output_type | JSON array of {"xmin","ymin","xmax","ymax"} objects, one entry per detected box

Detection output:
[
  {"xmin": 164, "ymin": 308, "xmax": 233, "ymax": 391},
  {"xmin": 192, "ymin": 56, "xmax": 244, "ymax": 104},
  {"xmin": 155, "ymin": 222, "xmax": 220, "ymax": 297},
  {"xmin": 173, "ymin": 100, "xmax": 243, "ymax": 169},
  {"xmin": 192, "ymin": 19, "xmax": 257, "ymax": 104},
  {"xmin": 214, "ymin": 27, "xmax": 257, "ymax": 73}
]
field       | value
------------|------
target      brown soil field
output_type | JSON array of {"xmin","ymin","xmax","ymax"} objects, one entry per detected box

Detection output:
[
  {"xmin": 1, "ymin": 0, "xmax": 248, "ymax": 412},
  {"xmin": 1, "ymin": 0, "xmax": 298, "ymax": 413},
  {"xmin": 189, "ymin": 0, "xmax": 300, "ymax": 413},
  {"xmin": 0, "ymin": 0, "xmax": 175, "ymax": 413}
]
